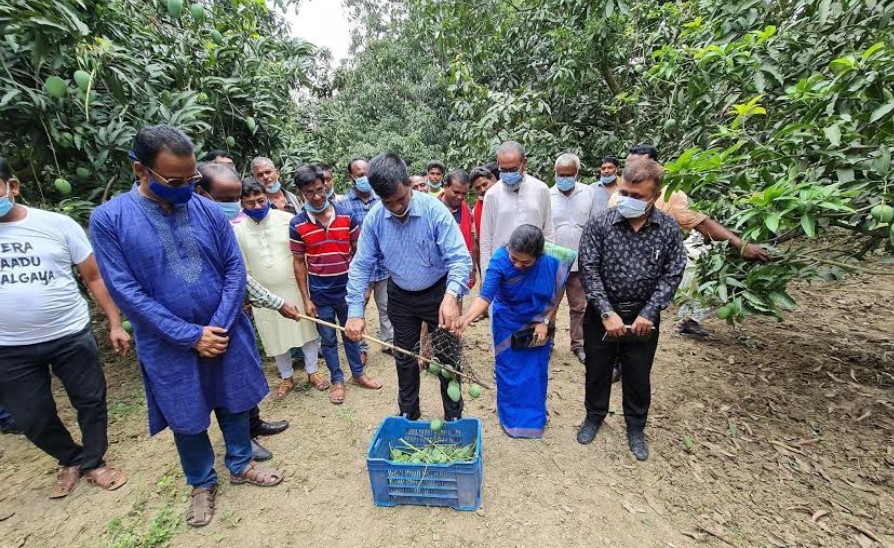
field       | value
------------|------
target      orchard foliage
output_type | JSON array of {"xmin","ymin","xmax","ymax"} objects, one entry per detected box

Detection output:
[
  {"xmin": 0, "ymin": 0, "xmax": 319, "ymax": 222},
  {"xmin": 314, "ymin": 0, "xmax": 894, "ymax": 322}
]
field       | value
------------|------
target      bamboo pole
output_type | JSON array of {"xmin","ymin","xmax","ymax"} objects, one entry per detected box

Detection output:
[{"xmin": 296, "ymin": 313, "xmax": 492, "ymax": 390}]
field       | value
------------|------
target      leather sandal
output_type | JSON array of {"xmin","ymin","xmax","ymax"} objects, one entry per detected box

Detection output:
[
  {"xmin": 49, "ymin": 465, "xmax": 81, "ymax": 499},
  {"xmin": 329, "ymin": 383, "xmax": 345, "ymax": 404},
  {"xmin": 350, "ymin": 374, "xmax": 383, "ymax": 390},
  {"xmin": 85, "ymin": 465, "xmax": 127, "ymax": 491},
  {"xmin": 307, "ymin": 372, "xmax": 330, "ymax": 391},
  {"xmin": 230, "ymin": 463, "xmax": 284, "ymax": 487},
  {"xmin": 273, "ymin": 376, "xmax": 295, "ymax": 399},
  {"xmin": 185, "ymin": 485, "xmax": 217, "ymax": 527}
]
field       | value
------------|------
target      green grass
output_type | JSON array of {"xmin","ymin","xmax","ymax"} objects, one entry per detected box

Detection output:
[{"xmin": 104, "ymin": 472, "xmax": 182, "ymax": 548}]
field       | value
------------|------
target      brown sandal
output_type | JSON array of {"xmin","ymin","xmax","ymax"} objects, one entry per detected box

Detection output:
[
  {"xmin": 329, "ymin": 382, "xmax": 345, "ymax": 404},
  {"xmin": 273, "ymin": 376, "xmax": 295, "ymax": 399},
  {"xmin": 85, "ymin": 465, "xmax": 128, "ymax": 491},
  {"xmin": 307, "ymin": 372, "xmax": 331, "ymax": 391},
  {"xmin": 49, "ymin": 465, "xmax": 81, "ymax": 499},
  {"xmin": 230, "ymin": 463, "xmax": 283, "ymax": 486},
  {"xmin": 350, "ymin": 374, "xmax": 383, "ymax": 390},
  {"xmin": 185, "ymin": 485, "xmax": 217, "ymax": 527}
]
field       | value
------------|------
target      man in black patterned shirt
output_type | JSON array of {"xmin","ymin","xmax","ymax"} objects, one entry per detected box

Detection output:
[{"xmin": 577, "ymin": 159, "xmax": 686, "ymax": 460}]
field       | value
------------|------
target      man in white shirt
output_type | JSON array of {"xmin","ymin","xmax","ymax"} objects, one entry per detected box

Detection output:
[
  {"xmin": 0, "ymin": 157, "xmax": 130, "ymax": 498},
  {"xmin": 550, "ymin": 153, "xmax": 593, "ymax": 364},
  {"xmin": 479, "ymin": 141, "xmax": 555, "ymax": 279}
]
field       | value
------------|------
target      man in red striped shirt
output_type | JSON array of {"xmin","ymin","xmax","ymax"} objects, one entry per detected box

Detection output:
[{"xmin": 290, "ymin": 165, "xmax": 382, "ymax": 405}]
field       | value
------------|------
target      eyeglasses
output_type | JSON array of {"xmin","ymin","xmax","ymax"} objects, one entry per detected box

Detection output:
[
  {"xmin": 301, "ymin": 188, "xmax": 327, "ymax": 200},
  {"xmin": 145, "ymin": 166, "xmax": 202, "ymax": 188}
]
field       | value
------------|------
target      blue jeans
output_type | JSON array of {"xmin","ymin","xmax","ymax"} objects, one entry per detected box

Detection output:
[
  {"xmin": 318, "ymin": 302, "xmax": 364, "ymax": 384},
  {"xmin": 0, "ymin": 405, "xmax": 11, "ymax": 425},
  {"xmin": 172, "ymin": 408, "xmax": 252, "ymax": 489}
]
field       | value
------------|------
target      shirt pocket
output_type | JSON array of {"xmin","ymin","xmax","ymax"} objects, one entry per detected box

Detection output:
[{"xmin": 642, "ymin": 247, "xmax": 663, "ymax": 280}]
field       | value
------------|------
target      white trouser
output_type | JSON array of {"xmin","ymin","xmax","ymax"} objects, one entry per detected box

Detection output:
[{"xmin": 273, "ymin": 339, "xmax": 320, "ymax": 379}]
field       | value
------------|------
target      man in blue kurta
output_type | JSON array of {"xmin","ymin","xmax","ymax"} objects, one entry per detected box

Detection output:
[{"xmin": 90, "ymin": 125, "xmax": 283, "ymax": 528}]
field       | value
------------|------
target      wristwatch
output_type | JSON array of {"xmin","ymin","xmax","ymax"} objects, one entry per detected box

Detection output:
[{"xmin": 601, "ymin": 311, "xmax": 613, "ymax": 320}]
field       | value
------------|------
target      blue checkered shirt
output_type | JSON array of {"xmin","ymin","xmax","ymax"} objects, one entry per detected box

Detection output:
[
  {"xmin": 336, "ymin": 190, "xmax": 388, "ymax": 282},
  {"xmin": 346, "ymin": 191, "xmax": 473, "ymax": 318}
]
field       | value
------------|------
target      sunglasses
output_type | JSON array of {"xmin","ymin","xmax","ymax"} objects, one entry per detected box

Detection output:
[{"xmin": 145, "ymin": 166, "xmax": 202, "ymax": 188}]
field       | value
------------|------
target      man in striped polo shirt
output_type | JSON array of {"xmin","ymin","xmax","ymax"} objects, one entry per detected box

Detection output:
[{"xmin": 290, "ymin": 165, "xmax": 382, "ymax": 405}]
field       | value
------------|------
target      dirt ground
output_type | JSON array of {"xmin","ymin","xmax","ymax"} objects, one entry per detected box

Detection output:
[{"xmin": 0, "ymin": 265, "xmax": 892, "ymax": 548}]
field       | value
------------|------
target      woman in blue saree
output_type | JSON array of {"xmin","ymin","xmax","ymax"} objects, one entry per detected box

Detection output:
[{"xmin": 458, "ymin": 225, "xmax": 576, "ymax": 438}]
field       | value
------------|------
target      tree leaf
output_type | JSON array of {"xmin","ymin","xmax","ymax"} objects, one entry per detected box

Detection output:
[
  {"xmin": 765, "ymin": 212, "xmax": 781, "ymax": 233},
  {"xmin": 823, "ymin": 124, "xmax": 841, "ymax": 147},
  {"xmin": 801, "ymin": 214, "xmax": 816, "ymax": 237},
  {"xmin": 869, "ymin": 100, "xmax": 894, "ymax": 124}
]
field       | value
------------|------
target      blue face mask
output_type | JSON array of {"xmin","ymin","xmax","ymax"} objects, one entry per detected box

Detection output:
[
  {"xmin": 556, "ymin": 176, "xmax": 576, "ymax": 192},
  {"xmin": 149, "ymin": 179, "xmax": 195, "ymax": 205},
  {"xmin": 0, "ymin": 185, "xmax": 12, "ymax": 218},
  {"xmin": 304, "ymin": 199, "xmax": 330, "ymax": 214},
  {"xmin": 600, "ymin": 174, "xmax": 617, "ymax": 185},
  {"xmin": 217, "ymin": 201, "xmax": 242, "ymax": 220},
  {"xmin": 244, "ymin": 202, "xmax": 271, "ymax": 222},
  {"xmin": 616, "ymin": 195, "xmax": 651, "ymax": 219},
  {"xmin": 500, "ymin": 170, "xmax": 523, "ymax": 187},
  {"xmin": 265, "ymin": 181, "xmax": 282, "ymax": 194},
  {"xmin": 354, "ymin": 176, "xmax": 372, "ymax": 194},
  {"xmin": 427, "ymin": 180, "xmax": 442, "ymax": 190},
  {"xmin": 326, "ymin": 188, "xmax": 336, "ymax": 199}
]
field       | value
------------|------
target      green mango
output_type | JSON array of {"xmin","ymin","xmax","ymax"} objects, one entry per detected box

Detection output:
[
  {"xmin": 663, "ymin": 118, "xmax": 677, "ymax": 130},
  {"xmin": 447, "ymin": 380, "xmax": 461, "ymax": 402},
  {"xmin": 246, "ymin": 116, "xmax": 256, "ymax": 132},
  {"xmin": 76, "ymin": 167, "xmax": 91, "ymax": 178},
  {"xmin": 430, "ymin": 419, "xmax": 443, "ymax": 432},
  {"xmin": 226, "ymin": 136, "xmax": 235, "ymax": 147},
  {"xmin": 166, "ymin": 0, "xmax": 183, "ymax": 18},
  {"xmin": 73, "ymin": 70, "xmax": 91, "ymax": 91},
  {"xmin": 190, "ymin": 4, "xmax": 205, "ymax": 23},
  {"xmin": 44, "ymin": 76, "xmax": 67, "ymax": 98},
  {"xmin": 468, "ymin": 384, "xmax": 482, "ymax": 399},
  {"xmin": 54, "ymin": 178, "xmax": 71, "ymax": 195},
  {"xmin": 211, "ymin": 30, "xmax": 224, "ymax": 45},
  {"xmin": 870, "ymin": 204, "xmax": 893, "ymax": 224}
]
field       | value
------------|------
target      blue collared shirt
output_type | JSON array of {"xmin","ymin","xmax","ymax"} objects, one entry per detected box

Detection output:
[
  {"xmin": 336, "ymin": 189, "xmax": 388, "ymax": 282},
  {"xmin": 347, "ymin": 191, "xmax": 473, "ymax": 318}
]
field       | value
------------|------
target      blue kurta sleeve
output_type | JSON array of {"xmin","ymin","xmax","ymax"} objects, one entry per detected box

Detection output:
[
  {"xmin": 208, "ymin": 208, "xmax": 248, "ymax": 330},
  {"xmin": 433, "ymin": 204, "xmax": 473, "ymax": 297},
  {"xmin": 90, "ymin": 206, "xmax": 205, "ymax": 349},
  {"xmin": 346, "ymin": 213, "xmax": 379, "ymax": 318}
]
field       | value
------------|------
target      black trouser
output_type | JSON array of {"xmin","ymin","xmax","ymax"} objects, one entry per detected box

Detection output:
[
  {"xmin": 387, "ymin": 276, "xmax": 463, "ymax": 420},
  {"xmin": 249, "ymin": 406, "xmax": 262, "ymax": 433},
  {"xmin": 583, "ymin": 305, "xmax": 660, "ymax": 431},
  {"xmin": 0, "ymin": 325, "xmax": 108, "ymax": 472}
]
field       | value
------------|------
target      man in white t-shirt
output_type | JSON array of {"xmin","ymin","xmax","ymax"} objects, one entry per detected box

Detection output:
[{"xmin": 0, "ymin": 158, "xmax": 131, "ymax": 499}]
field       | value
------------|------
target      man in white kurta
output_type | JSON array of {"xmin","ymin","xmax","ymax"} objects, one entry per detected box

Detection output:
[
  {"xmin": 234, "ymin": 180, "xmax": 320, "ymax": 399},
  {"xmin": 479, "ymin": 141, "xmax": 555, "ymax": 283}
]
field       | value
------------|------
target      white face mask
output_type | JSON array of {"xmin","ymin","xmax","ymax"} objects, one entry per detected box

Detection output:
[
  {"xmin": 616, "ymin": 195, "xmax": 651, "ymax": 219},
  {"xmin": 391, "ymin": 194, "xmax": 412, "ymax": 218}
]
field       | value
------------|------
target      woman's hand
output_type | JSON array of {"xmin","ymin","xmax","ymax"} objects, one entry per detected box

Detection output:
[
  {"xmin": 453, "ymin": 315, "xmax": 471, "ymax": 337},
  {"xmin": 532, "ymin": 321, "xmax": 549, "ymax": 346}
]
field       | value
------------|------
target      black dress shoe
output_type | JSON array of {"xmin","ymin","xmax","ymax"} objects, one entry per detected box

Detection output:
[
  {"xmin": 251, "ymin": 419, "xmax": 289, "ymax": 437},
  {"xmin": 628, "ymin": 430, "xmax": 649, "ymax": 461},
  {"xmin": 576, "ymin": 418, "xmax": 601, "ymax": 445},
  {"xmin": 398, "ymin": 411, "xmax": 421, "ymax": 421},
  {"xmin": 251, "ymin": 438, "xmax": 273, "ymax": 462},
  {"xmin": 0, "ymin": 419, "xmax": 22, "ymax": 435}
]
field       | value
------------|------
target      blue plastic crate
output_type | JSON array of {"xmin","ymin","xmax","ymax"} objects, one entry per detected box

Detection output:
[{"xmin": 367, "ymin": 417, "xmax": 483, "ymax": 511}]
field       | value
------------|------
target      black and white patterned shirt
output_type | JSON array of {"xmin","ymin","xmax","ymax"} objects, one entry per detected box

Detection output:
[{"xmin": 579, "ymin": 207, "xmax": 686, "ymax": 321}]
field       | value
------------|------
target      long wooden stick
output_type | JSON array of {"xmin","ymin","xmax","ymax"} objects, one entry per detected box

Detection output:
[{"xmin": 296, "ymin": 313, "xmax": 492, "ymax": 390}]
